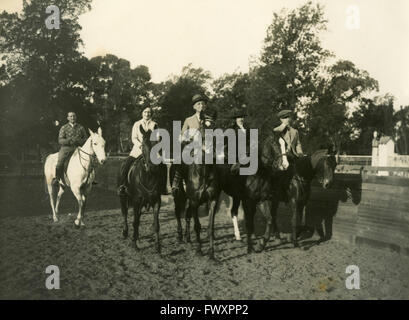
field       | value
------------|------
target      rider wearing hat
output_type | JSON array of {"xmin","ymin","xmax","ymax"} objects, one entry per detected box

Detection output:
[
  {"xmin": 274, "ymin": 109, "xmax": 303, "ymax": 160},
  {"xmin": 171, "ymin": 93, "xmax": 208, "ymax": 195},
  {"xmin": 230, "ymin": 108, "xmax": 250, "ymax": 173}
]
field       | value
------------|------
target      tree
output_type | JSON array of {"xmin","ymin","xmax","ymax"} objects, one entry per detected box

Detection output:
[
  {"xmin": 0, "ymin": 0, "xmax": 92, "ymax": 157},
  {"xmin": 211, "ymin": 72, "xmax": 250, "ymax": 128},
  {"xmin": 88, "ymin": 54, "xmax": 154, "ymax": 153},
  {"xmin": 158, "ymin": 64, "xmax": 211, "ymax": 134},
  {"xmin": 245, "ymin": 1, "xmax": 331, "ymax": 140},
  {"xmin": 348, "ymin": 95, "xmax": 394, "ymax": 154},
  {"xmin": 394, "ymin": 106, "xmax": 409, "ymax": 155},
  {"xmin": 304, "ymin": 60, "xmax": 379, "ymax": 152}
]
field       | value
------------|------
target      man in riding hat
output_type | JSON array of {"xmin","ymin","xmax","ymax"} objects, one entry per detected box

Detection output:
[
  {"xmin": 274, "ymin": 109, "xmax": 304, "ymax": 160},
  {"xmin": 53, "ymin": 111, "xmax": 88, "ymax": 186},
  {"xmin": 171, "ymin": 93, "xmax": 208, "ymax": 195},
  {"xmin": 117, "ymin": 107, "xmax": 167, "ymax": 196},
  {"xmin": 230, "ymin": 108, "xmax": 250, "ymax": 173}
]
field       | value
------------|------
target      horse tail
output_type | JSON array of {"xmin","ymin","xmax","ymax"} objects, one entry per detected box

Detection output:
[
  {"xmin": 43, "ymin": 153, "xmax": 56, "ymax": 198},
  {"xmin": 43, "ymin": 154, "xmax": 51, "ymax": 200}
]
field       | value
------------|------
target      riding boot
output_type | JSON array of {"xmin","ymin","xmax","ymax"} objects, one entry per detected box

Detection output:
[
  {"xmin": 53, "ymin": 166, "xmax": 63, "ymax": 186},
  {"xmin": 171, "ymin": 167, "xmax": 182, "ymax": 196},
  {"xmin": 117, "ymin": 156, "xmax": 135, "ymax": 196}
]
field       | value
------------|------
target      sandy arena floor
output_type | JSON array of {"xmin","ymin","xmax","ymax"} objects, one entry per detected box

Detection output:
[{"xmin": 1, "ymin": 193, "xmax": 408, "ymax": 300}]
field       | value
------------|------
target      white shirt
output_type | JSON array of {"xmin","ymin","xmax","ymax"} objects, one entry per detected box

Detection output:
[{"xmin": 129, "ymin": 118, "xmax": 158, "ymax": 158}]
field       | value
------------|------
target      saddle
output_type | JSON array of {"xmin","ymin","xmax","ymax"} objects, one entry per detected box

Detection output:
[
  {"xmin": 127, "ymin": 155, "xmax": 143, "ymax": 184},
  {"xmin": 59, "ymin": 149, "xmax": 95, "ymax": 187}
]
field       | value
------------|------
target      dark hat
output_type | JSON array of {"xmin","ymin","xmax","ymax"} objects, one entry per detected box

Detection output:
[
  {"xmin": 271, "ymin": 115, "xmax": 282, "ymax": 129},
  {"xmin": 203, "ymin": 108, "xmax": 217, "ymax": 120},
  {"xmin": 231, "ymin": 110, "xmax": 247, "ymax": 119},
  {"xmin": 192, "ymin": 94, "xmax": 208, "ymax": 106},
  {"xmin": 277, "ymin": 109, "xmax": 293, "ymax": 119}
]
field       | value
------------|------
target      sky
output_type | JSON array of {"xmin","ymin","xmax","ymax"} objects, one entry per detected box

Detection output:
[{"xmin": 2, "ymin": 0, "xmax": 409, "ymax": 109}]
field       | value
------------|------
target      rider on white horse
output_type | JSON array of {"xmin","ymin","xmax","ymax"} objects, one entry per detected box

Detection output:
[{"xmin": 53, "ymin": 111, "xmax": 88, "ymax": 186}]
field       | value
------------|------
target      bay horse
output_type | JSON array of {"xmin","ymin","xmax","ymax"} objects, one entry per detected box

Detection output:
[
  {"xmin": 119, "ymin": 126, "xmax": 164, "ymax": 253},
  {"xmin": 170, "ymin": 133, "xmax": 221, "ymax": 259},
  {"xmin": 269, "ymin": 146, "xmax": 339, "ymax": 248},
  {"xmin": 216, "ymin": 133, "xmax": 289, "ymax": 253},
  {"xmin": 44, "ymin": 127, "xmax": 106, "ymax": 226},
  {"xmin": 228, "ymin": 146, "xmax": 338, "ymax": 250}
]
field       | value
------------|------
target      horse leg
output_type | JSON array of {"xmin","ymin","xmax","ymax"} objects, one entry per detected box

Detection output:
[
  {"xmin": 53, "ymin": 186, "xmax": 65, "ymax": 222},
  {"xmin": 184, "ymin": 200, "xmax": 192, "ymax": 243},
  {"xmin": 47, "ymin": 184, "xmax": 58, "ymax": 222},
  {"xmin": 243, "ymin": 199, "xmax": 256, "ymax": 254},
  {"xmin": 80, "ymin": 195, "xmax": 87, "ymax": 226},
  {"xmin": 120, "ymin": 195, "xmax": 129, "ymax": 239},
  {"xmin": 191, "ymin": 201, "xmax": 202, "ymax": 256},
  {"xmin": 72, "ymin": 188, "xmax": 85, "ymax": 228},
  {"xmin": 256, "ymin": 200, "xmax": 272, "ymax": 252},
  {"xmin": 289, "ymin": 198, "xmax": 299, "ymax": 247},
  {"xmin": 208, "ymin": 198, "xmax": 219, "ymax": 260},
  {"xmin": 174, "ymin": 196, "xmax": 184, "ymax": 243},
  {"xmin": 132, "ymin": 200, "xmax": 143, "ymax": 250},
  {"xmin": 270, "ymin": 199, "xmax": 281, "ymax": 241},
  {"xmin": 231, "ymin": 197, "xmax": 241, "ymax": 241},
  {"xmin": 296, "ymin": 203, "xmax": 305, "ymax": 239},
  {"xmin": 152, "ymin": 199, "xmax": 161, "ymax": 254}
]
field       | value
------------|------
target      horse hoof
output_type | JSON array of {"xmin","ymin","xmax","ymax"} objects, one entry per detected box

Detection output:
[
  {"xmin": 136, "ymin": 241, "xmax": 143, "ymax": 250},
  {"xmin": 122, "ymin": 230, "xmax": 128, "ymax": 239},
  {"xmin": 208, "ymin": 255, "xmax": 220, "ymax": 264},
  {"xmin": 293, "ymin": 242, "xmax": 299, "ymax": 248},
  {"xmin": 234, "ymin": 236, "xmax": 242, "ymax": 241},
  {"xmin": 195, "ymin": 248, "xmax": 203, "ymax": 256},
  {"xmin": 53, "ymin": 217, "xmax": 59, "ymax": 223},
  {"xmin": 132, "ymin": 243, "xmax": 141, "ymax": 251}
]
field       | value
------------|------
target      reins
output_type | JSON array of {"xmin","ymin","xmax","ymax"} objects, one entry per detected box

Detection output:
[{"xmin": 77, "ymin": 140, "xmax": 97, "ymax": 171}]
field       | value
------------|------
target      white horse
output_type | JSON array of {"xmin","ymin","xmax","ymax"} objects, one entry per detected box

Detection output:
[{"xmin": 44, "ymin": 127, "xmax": 106, "ymax": 226}]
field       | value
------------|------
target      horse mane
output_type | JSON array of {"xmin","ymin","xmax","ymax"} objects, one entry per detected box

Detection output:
[
  {"xmin": 259, "ymin": 131, "xmax": 283, "ymax": 173},
  {"xmin": 292, "ymin": 149, "xmax": 328, "ymax": 181},
  {"xmin": 310, "ymin": 149, "xmax": 330, "ymax": 170}
]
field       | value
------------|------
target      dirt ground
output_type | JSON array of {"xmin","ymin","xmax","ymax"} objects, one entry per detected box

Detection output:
[{"xmin": 1, "ymin": 180, "xmax": 408, "ymax": 300}]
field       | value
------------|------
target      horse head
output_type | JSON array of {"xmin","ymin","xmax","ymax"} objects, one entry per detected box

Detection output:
[
  {"xmin": 260, "ymin": 133, "xmax": 288, "ymax": 174},
  {"xmin": 311, "ymin": 144, "xmax": 338, "ymax": 189},
  {"xmin": 139, "ymin": 126, "xmax": 157, "ymax": 172},
  {"xmin": 88, "ymin": 127, "xmax": 106, "ymax": 165}
]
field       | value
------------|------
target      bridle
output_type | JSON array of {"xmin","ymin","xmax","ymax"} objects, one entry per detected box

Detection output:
[{"xmin": 77, "ymin": 138, "xmax": 97, "ymax": 171}]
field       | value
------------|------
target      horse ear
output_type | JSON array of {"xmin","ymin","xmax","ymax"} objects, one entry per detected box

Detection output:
[
  {"xmin": 97, "ymin": 127, "xmax": 102, "ymax": 136},
  {"xmin": 88, "ymin": 128, "xmax": 94, "ymax": 136}
]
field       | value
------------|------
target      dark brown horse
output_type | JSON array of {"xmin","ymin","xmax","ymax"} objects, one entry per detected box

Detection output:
[
  {"xmin": 118, "ymin": 127, "xmax": 164, "ymax": 253},
  {"xmin": 217, "ymin": 132, "xmax": 288, "ymax": 254},
  {"xmin": 268, "ymin": 146, "xmax": 338, "ymax": 248},
  {"xmin": 170, "ymin": 143, "xmax": 221, "ymax": 259}
]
